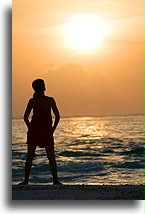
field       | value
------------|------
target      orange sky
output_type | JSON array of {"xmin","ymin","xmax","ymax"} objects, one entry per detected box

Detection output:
[{"xmin": 12, "ymin": 0, "xmax": 143, "ymax": 117}]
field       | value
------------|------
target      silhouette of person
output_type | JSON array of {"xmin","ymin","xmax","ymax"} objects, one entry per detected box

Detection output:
[{"xmin": 18, "ymin": 79, "xmax": 63, "ymax": 185}]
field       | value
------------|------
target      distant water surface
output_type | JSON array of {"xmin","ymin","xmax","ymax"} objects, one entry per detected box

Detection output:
[{"xmin": 12, "ymin": 115, "xmax": 144, "ymax": 185}]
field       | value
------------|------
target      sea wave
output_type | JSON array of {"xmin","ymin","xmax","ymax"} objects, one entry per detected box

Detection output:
[{"xmin": 12, "ymin": 115, "xmax": 144, "ymax": 185}]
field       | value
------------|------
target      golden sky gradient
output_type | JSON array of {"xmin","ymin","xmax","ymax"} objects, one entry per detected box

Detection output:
[{"xmin": 12, "ymin": 0, "xmax": 143, "ymax": 117}]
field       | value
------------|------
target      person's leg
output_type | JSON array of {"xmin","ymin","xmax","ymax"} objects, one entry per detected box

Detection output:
[
  {"xmin": 45, "ymin": 146, "xmax": 62, "ymax": 185},
  {"xmin": 18, "ymin": 144, "xmax": 36, "ymax": 185}
]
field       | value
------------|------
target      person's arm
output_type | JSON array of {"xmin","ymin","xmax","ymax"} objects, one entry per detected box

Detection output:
[
  {"xmin": 23, "ymin": 98, "xmax": 33, "ymax": 128},
  {"xmin": 50, "ymin": 97, "xmax": 60, "ymax": 132}
]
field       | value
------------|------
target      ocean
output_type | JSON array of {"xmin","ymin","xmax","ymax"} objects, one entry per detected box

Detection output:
[{"xmin": 12, "ymin": 115, "xmax": 144, "ymax": 185}]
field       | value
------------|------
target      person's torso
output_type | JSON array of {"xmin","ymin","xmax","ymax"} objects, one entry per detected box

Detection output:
[{"xmin": 31, "ymin": 95, "xmax": 52, "ymax": 125}]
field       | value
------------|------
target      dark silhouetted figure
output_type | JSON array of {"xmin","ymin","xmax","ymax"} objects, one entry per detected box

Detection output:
[{"xmin": 18, "ymin": 79, "xmax": 62, "ymax": 185}]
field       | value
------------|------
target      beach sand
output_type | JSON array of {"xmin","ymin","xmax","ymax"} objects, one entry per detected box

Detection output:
[{"xmin": 12, "ymin": 184, "xmax": 143, "ymax": 200}]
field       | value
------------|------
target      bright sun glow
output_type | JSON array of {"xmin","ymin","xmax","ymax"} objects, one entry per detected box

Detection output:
[{"xmin": 63, "ymin": 14, "xmax": 111, "ymax": 54}]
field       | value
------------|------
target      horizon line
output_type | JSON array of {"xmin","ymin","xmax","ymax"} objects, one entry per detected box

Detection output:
[{"xmin": 12, "ymin": 113, "xmax": 144, "ymax": 119}]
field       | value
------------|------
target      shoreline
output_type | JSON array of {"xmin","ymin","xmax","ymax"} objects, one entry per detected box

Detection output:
[{"xmin": 12, "ymin": 184, "xmax": 143, "ymax": 200}]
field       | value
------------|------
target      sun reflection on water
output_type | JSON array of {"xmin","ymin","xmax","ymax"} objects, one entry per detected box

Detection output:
[{"xmin": 12, "ymin": 116, "xmax": 144, "ymax": 185}]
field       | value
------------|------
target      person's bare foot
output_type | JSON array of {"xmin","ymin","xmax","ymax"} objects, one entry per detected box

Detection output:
[
  {"xmin": 53, "ymin": 181, "xmax": 63, "ymax": 185},
  {"xmin": 18, "ymin": 180, "xmax": 28, "ymax": 185}
]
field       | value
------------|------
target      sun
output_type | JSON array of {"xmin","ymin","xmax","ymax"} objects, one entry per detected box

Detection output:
[{"xmin": 63, "ymin": 14, "xmax": 111, "ymax": 54}]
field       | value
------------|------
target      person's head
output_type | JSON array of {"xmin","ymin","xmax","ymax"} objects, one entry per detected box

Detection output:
[{"xmin": 32, "ymin": 79, "xmax": 46, "ymax": 98}]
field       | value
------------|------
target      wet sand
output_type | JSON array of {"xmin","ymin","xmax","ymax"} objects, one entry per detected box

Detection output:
[{"xmin": 12, "ymin": 184, "xmax": 143, "ymax": 200}]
